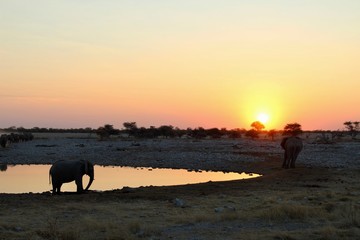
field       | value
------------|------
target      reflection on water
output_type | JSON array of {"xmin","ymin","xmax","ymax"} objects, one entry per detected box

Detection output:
[{"xmin": 0, "ymin": 164, "xmax": 261, "ymax": 193}]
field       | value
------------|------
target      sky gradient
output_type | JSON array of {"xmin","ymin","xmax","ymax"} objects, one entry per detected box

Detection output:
[{"xmin": 1, "ymin": 1, "xmax": 359, "ymax": 130}]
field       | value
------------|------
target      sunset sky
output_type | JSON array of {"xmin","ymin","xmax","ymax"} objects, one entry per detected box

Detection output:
[{"xmin": 1, "ymin": 1, "xmax": 359, "ymax": 130}]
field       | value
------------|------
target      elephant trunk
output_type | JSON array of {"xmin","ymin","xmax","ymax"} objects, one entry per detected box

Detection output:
[{"xmin": 84, "ymin": 174, "xmax": 94, "ymax": 191}]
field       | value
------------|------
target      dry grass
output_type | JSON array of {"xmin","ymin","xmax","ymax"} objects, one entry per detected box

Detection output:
[
  {"xmin": 336, "ymin": 203, "xmax": 360, "ymax": 228},
  {"xmin": 1, "ymin": 194, "xmax": 359, "ymax": 239},
  {"xmin": 260, "ymin": 204, "xmax": 314, "ymax": 221}
]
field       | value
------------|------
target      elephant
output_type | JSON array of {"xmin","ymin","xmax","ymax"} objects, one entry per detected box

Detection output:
[
  {"xmin": 49, "ymin": 160, "xmax": 94, "ymax": 194},
  {"xmin": 0, "ymin": 133, "xmax": 34, "ymax": 148},
  {"xmin": 281, "ymin": 136, "xmax": 303, "ymax": 168},
  {"xmin": 0, "ymin": 134, "xmax": 10, "ymax": 148}
]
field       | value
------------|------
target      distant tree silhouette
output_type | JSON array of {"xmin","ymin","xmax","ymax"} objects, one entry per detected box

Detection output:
[
  {"xmin": 283, "ymin": 123, "xmax": 302, "ymax": 136},
  {"xmin": 207, "ymin": 128, "xmax": 222, "ymax": 139},
  {"xmin": 191, "ymin": 127, "xmax": 207, "ymax": 139},
  {"xmin": 136, "ymin": 126, "xmax": 157, "ymax": 138},
  {"xmin": 158, "ymin": 125, "xmax": 176, "ymax": 138},
  {"xmin": 123, "ymin": 122, "xmax": 138, "ymax": 136},
  {"xmin": 96, "ymin": 124, "xmax": 119, "ymax": 141},
  {"xmin": 343, "ymin": 121, "xmax": 359, "ymax": 139},
  {"xmin": 228, "ymin": 128, "xmax": 243, "ymax": 138},
  {"xmin": 251, "ymin": 121, "xmax": 265, "ymax": 132},
  {"xmin": 245, "ymin": 129, "xmax": 259, "ymax": 139},
  {"xmin": 267, "ymin": 129, "xmax": 277, "ymax": 141}
]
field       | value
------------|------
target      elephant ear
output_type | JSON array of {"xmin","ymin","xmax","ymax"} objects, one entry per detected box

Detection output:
[{"xmin": 280, "ymin": 137, "xmax": 288, "ymax": 149}]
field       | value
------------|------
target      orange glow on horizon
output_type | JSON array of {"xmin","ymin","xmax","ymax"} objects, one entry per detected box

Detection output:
[
  {"xmin": 236, "ymin": 81, "xmax": 286, "ymax": 130},
  {"xmin": 1, "ymin": 1, "xmax": 359, "ymax": 130}
]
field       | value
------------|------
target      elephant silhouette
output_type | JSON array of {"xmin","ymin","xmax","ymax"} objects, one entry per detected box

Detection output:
[{"xmin": 281, "ymin": 137, "xmax": 303, "ymax": 168}]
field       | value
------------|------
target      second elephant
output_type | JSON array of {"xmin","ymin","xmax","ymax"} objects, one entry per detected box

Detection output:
[
  {"xmin": 49, "ymin": 160, "xmax": 94, "ymax": 194},
  {"xmin": 281, "ymin": 136, "xmax": 303, "ymax": 168}
]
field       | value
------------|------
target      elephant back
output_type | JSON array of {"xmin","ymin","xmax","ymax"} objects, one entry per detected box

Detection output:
[{"xmin": 285, "ymin": 137, "xmax": 303, "ymax": 149}]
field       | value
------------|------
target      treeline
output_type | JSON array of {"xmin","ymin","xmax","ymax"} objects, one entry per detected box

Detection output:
[
  {"xmin": 97, "ymin": 123, "xmax": 244, "ymax": 140},
  {"xmin": 0, "ymin": 124, "xmax": 245, "ymax": 139},
  {"xmin": 1, "ymin": 121, "xmax": 358, "ymax": 140},
  {"xmin": 0, "ymin": 126, "xmax": 95, "ymax": 133},
  {"xmin": 122, "ymin": 123, "xmax": 243, "ymax": 139}
]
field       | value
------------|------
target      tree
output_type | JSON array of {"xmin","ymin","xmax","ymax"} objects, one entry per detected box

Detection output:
[
  {"xmin": 267, "ymin": 129, "xmax": 277, "ymax": 141},
  {"xmin": 158, "ymin": 125, "xmax": 175, "ymax": 138},
  {"xmin": 228, "ymin": 128, "xmax": 243, "ymax": 139},
  {"xmin": 123, "ymin": 122, "xmax": 138, "ymax": 136},
  {"xmin": 355, "ymin": 121, "xmax": 360, "ymax": 130},
  {"xmin": 245, "ymin": 129, "xmax": 259, "ymax": 139},
  {"xmin": 343, "ymin": 121, "xmax": 359, "ymax": 139},
  {"xmin": 191, "ymin": 127, "xmax": 207, "ymax": 139},
  {"xmin": 344, "ymin": 121, "xmax": 353, "ymax": 131},
  {"xmin": 96, "ymin": 124, "xmax": 119, "ymax": 141},
  {"xmin": 207, "ymin": 128, "xmax": 222, "ymax": 139},
  {"xmin": 251, "ymin": 121, "xmax": 265, "ymax": 132},
  {"xmin": 283, "ymin": 123, "xmax": 302, "ymax": 136}
]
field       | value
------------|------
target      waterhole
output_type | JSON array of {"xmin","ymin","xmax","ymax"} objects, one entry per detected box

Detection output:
[{"xmin": 0, "ymin": 164, "xmax": 260, "ymax": 193}]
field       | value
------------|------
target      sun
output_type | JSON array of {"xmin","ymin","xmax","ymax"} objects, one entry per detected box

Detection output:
[{"xmin": 257, "ymin": 113, "xmax": 269, "ymax": 124}]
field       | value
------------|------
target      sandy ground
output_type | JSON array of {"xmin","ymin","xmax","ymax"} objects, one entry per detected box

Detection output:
[{"xmin": 0, "ymin": 134, "xmax": 360, "ymax": 239}]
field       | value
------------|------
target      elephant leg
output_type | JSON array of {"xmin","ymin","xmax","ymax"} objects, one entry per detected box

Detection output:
[
  {"xmin": 284, "ymin": 155, "xmax": 290, "ymax": 169},
  {"xmin": 282, "ymin": 152, "xmax": 287, "ymax": 168},
  {"xmin": 284, "ymin": 162, "xmax": 290, "ymax": 169},
  {"xmin": 287, "ymin": 157, "xmax": 293, "ymax": 168},
  {"xmin": 52, "ymin": 183, "xmax": 62, "ymax": 195},
  {"xmin": 75, "ymin": 178, "xmax": 84, "ymax": 193},
  {"xmin": 290, "ymin": 157, "xmax": 295, "ymax": 168},
  {"xmin": 290, "ymin": 152, "xmax": 299, "ymax": 168},
  {"xmin": 57, "ymin": 184, "xmax": 62, "ymax": 194},
  {"xmin": 286, "ymin": 156, "xmax": 292, "ymax": 169}
]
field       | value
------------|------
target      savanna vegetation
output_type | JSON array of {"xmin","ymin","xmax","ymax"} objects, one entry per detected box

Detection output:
[{"xmin": 1, "ymin": 120, "xmax": 359, "ymax": 141}]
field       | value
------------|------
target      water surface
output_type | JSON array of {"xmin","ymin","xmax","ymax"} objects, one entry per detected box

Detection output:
[{"xmin": 0, "ymin": 164, "xmax": 260, "ymax": 193}]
